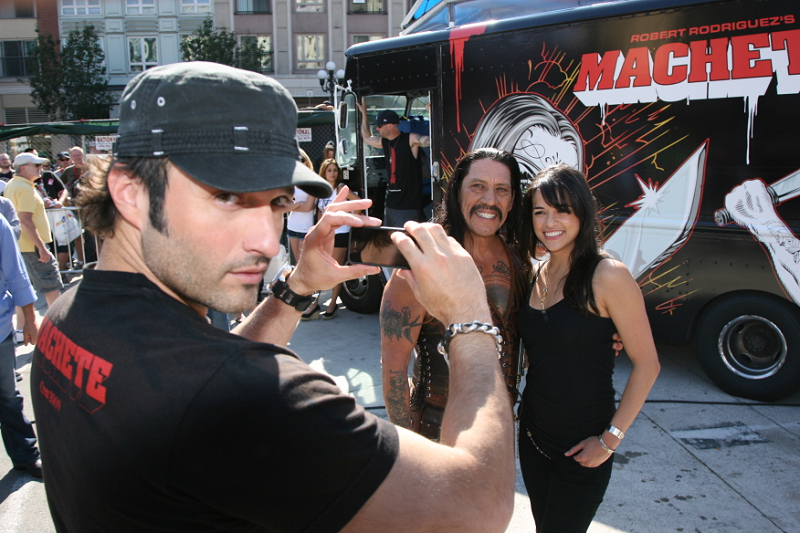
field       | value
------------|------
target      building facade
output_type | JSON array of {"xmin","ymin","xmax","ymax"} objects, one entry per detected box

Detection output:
[
  {"xmin": 216, "ymin": 0, "xmax": 411, "ymax": 106},
  {"xmin": 0, "ymin": 0, "xmax": 412, "ymax": 129}
]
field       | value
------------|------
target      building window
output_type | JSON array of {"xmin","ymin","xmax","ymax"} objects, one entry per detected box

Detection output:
[
  {"xmin": 239, "ymin": 35, "xmax": 273, "ymax": 73},
  {"xmin": 128, "ymin": 37, "xmax": 158, "ymax": 72},
  {"xmin": 352, "ymin": 35, "xmax": 384, "ymax": 45},
  {"xmin": 181, "ymin": 0, "xmax": 211, "ymax": 14},
  {"xmin": 296, "ymin": 0, "xmax": 323, "ymax": 14},
  {"xmin": 0, "ymin": 40, "xmax": 36, "ymax": 77},
  {"xmin": 125, "ymin": 0, "xmax": 156, "ymax": 15},
  {"xmin": 295, "ymin": 34, "xmax": 324, "ymax": 70},
  {"xmin": 0, "ymin": 1, "xmax": 35, "ymax": 18},
  {"xmin": 61, "ymin": 0, "xmax": 101, "ymax": 16},
  {"xmin": 3, "ymin": 107, "xmax": 49, "ymax": 124},
  {"xmin": 236, "ymin": 0, "xmax": 270, "ymax": 13},
  {"xmin": 350, "ymin": 0, "xmax": 384, "ymax": 14}
]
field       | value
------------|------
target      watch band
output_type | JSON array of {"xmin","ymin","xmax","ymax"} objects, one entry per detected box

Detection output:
[
  {"xmin": 270, "ymin": 267, "xmax": 316, "ymax": 312},
  {"xmin": 607, "ymin": 425, "xmax": 625, "ymax": 440}
]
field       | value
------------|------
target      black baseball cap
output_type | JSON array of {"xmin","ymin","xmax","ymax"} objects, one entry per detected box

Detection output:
[
  {"xmin": 57, "ymin": 151, "xmax": 70, "ymax": 160},
  {"xmin": 370, "ymin": 110, "xmax": 400, "ymax": 126},
  {"xmin": 113, "ymin": 62, "xmax": 332, "ymax": 198}
]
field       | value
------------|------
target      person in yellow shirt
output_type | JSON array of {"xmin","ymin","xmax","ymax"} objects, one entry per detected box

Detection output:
[{"xmin": 3, "ymin": 153, "xmax": 63, "ymax": 311}]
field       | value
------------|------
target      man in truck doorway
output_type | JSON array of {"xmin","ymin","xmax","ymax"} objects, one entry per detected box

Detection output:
[{"xmin": 357, "ymin": 101, "xmax": 431, "ymax": 227}]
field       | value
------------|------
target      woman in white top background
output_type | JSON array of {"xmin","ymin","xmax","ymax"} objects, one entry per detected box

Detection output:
[{"xmin": 301, "ymin": 158, "xmax": 360, "ymax": 320}]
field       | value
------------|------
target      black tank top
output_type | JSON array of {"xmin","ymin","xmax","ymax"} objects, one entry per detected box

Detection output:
[
  {"xmin": 382, "ymin": 132, "xmax": 423, "ymax": 210},
  {"xmin": 518, "ymin": 267, "xmax": 617, "ymax": 452}
]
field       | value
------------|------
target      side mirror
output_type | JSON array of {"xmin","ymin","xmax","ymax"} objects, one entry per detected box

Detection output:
[{"xmin": 338, "ymin": 102, "xmax": 349, "ymax": 130}]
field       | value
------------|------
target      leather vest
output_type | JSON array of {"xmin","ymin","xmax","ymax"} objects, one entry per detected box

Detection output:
[{"xmin": 410, "ymin": 244, "xmax": 525, "ymax": 412}]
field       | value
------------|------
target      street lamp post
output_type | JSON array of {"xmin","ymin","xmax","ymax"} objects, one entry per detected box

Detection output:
[{"xmin": 317, "ymin": 61, "xmax": 346, "ymax": 106}]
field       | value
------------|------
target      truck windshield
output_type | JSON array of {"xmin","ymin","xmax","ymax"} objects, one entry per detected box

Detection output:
[{"xmin": 404, "ymin": 0, "xmax": 636, "ymax": 34}]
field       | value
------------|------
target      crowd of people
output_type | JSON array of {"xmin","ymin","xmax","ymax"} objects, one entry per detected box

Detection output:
[
  {"xmin": 0, "ymin": 60, "xmax": 662, "ymax": 533},
  {"xmin": 0, "ymin": 145, "xmax": 95, "ymax": 479}
]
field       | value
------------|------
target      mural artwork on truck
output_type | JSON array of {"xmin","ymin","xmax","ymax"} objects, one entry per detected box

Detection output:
[{"xmin": 437, "ymin": 3, "xmax": 800, "ymax": 336}]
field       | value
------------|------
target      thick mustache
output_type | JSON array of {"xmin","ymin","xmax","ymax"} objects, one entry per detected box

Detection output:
[{"xmin": 470, "ymin": 204, "xmax": 503, "ymax": 219}]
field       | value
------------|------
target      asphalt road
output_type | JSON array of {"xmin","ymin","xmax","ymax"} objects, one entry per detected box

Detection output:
[{"xmin": 2, "ymin": 288, "xmax": 799, "ymax": 533}]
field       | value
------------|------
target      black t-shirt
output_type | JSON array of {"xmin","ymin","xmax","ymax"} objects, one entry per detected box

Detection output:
[
  {"xmin": 382, "ymin": 132, "xmax": 424, "ymax": 210},
  {"xmin": 31, "ymin": 269, "xmax": 398, "ymax": 532},
  {"xmin": 0, "ymin": 169, "xmax": 12, "ymax": 182},
  {"xmin": 38, "ymin": 171, "xmax": 66, "ymax": 200}
]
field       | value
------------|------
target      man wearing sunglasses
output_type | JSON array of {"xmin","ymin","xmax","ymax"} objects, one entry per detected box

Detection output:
[
  {"xmin": 53, "ymin": 152, "xmax": 72, "ymax": 179},
  {"xmin": 2, "ymin": 153, "xmax": 63, "ymax": 311}
]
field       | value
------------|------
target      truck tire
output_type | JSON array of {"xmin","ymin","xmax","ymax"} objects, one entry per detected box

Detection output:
[
  {"xmin": 341, "ymin": 273, "xmax": 384, "ymax": 314},
  {"xmin": 695, "ymin": 294, "xmax": 800, "ymax": 401}
]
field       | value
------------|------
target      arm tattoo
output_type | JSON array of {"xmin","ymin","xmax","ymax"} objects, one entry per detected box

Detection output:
[
  {"xmin": 385, "ymin": 369, "xmax": 411, "ymax": 428},
  {"xmin": 381, "ymin": 300, "xmax": 423, "ymax": 342}
]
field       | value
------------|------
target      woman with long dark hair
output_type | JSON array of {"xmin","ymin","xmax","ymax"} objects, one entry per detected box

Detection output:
[{"xmin": 517, "ymin": 163, "xmax": 660, "ymax": 532}]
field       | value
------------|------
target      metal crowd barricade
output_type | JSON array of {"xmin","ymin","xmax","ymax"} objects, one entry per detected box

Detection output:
[{"xmin": 45, "ymin": 206, "xmax": 97, "ymax": 277}]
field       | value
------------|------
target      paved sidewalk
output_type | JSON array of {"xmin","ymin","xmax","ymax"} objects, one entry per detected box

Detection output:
[{"xmin": 1, "ymin": 287, "xmax": 799, "ymax": 532}]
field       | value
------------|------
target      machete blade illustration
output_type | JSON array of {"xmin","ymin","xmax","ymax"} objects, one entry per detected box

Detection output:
[{"xmin": 604, "ymin": 141, "xmax": 708, "ymax": 281}]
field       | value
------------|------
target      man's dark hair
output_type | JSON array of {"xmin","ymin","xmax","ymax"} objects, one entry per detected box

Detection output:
[
  {"xmin": 435, "ymin": 148, "xmax": 523, "ymax": 248},
  {"xmin": 519, "ymin": 163, "xmax": 607, "ymax": 316},
  {"xmin": 78, "ymin": 157, "xmax": 169, "ymax": 238}
]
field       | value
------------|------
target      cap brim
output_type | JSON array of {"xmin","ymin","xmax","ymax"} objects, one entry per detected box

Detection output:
[
  {"xmin": 170, "ymin": 153, "xmax": 333, "ymax": 198},
  {"xmin": 16, "ymin": 155, "xmax": 47, "ymax": 165}
]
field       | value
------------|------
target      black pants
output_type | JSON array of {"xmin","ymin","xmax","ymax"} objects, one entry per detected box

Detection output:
[{"xmin": 518, "ymin": 422, "xmax": 614, "ymax": 533}]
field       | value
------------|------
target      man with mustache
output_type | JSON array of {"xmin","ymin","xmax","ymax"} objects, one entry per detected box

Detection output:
[{"xmin": 381, "ymin": 148, "xmax": 528, "ymax": 440}]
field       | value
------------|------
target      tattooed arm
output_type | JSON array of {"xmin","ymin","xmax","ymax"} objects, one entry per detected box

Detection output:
[{"xmin": 380, "ymin": 272, "xmax": 426, "ymax": 429}]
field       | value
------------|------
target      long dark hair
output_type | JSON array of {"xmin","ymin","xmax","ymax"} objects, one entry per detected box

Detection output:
[
  {"xmin": 435, "ymin": 148, "xmax": 523, "ymax": 248},
  {"xmin": 520, "ymin": 164, "xmax": 607, "ymax": 315},
  {"xmin": 318, "ymin": 158, "xmax": 342, "ymax": 188}
]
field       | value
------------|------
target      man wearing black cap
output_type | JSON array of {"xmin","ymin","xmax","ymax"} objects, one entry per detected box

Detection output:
[
  {"xmin": 357, "ymin": 101, "xmax": 431, "ymax": 227},
  {"xmin": 30, "ymin": 62, "xmax": 515, "ymax": 532},
  {"xmin": 53, "ymin": 152, "xmax": 72, "ymax": 179}
]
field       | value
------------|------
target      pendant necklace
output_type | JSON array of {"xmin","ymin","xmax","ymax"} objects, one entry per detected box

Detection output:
[
  {"xmin": 539, "ymin": 261, "xmax": 564, "ymax": 313},
  {"xmin": 539, "ymin": 262, "xmax": 549, "ymax": 312},
  {"xmin": 539, "ymin": 282, "xmax": 548, "ymax": 312}
]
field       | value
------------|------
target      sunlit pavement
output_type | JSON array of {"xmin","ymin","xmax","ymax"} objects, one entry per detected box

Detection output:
[{"xmin": 2, "ymin": 286, "xmax": 799, "ymax": 533}]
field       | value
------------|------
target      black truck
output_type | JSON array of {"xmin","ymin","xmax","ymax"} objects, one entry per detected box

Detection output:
[{"xmin": 334, "ymin": 0, "xmax": 800, "ymax": 401}]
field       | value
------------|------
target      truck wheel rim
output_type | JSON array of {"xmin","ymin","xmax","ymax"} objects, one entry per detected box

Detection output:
[
  {"xmin": 344, "ymin": 276, "xmax": 369, "ymax": 298},
  {"xmin": 718, "ymin": 315, "xmax": 787, "ymax": 379}
]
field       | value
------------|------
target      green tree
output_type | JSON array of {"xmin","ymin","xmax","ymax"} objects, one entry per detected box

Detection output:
[
  {"xmin": 60, "ymin": 25, "xmax": 116, "ymax": 119},
  {"xmin": 26, "ymin": 33, "xmax": 63, "ymax": 119},
  {"xmin": 237, "ymin": 35, "xmax": 271, "ymax": 73},
  {"xmin": 181, "ymin": 17, "xmax": 237, "ymax": 66},
  {"xmin": 182, "ymin": 16, "xmax": 270, "ymax": 73},
  {"xmin": 26, "ymin": 25, "xmax": 115, "ymax": 120}
]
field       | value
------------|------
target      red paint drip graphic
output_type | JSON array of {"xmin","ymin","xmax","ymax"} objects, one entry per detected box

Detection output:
[{"xmin": 450, "ymin": 23, "xmax": 487, "ymax": 132}]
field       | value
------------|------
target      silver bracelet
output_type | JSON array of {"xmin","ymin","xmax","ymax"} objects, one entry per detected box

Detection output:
[
  {"xmin": 607, "ymin": 425, "xmax": 625, "ymax": 440},
  {"xmin": 598, "ymin": 435, "xmax": 615, "ymax": 454},
  {"xmin": 437, "ymin": 321, "xmax": 503, "ymax": 361}
]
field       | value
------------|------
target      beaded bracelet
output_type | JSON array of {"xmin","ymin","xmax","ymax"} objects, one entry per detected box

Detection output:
[{"xmin": 437, "ymin": 321, "xmax": 503, "ymax": 362}]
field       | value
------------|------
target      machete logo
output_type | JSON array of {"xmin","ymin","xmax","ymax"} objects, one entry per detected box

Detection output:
[
  {"xmin": 36, "ymin": 317, "xmax": 113, "ymax": 414},
  {"xmin": 574, "ymin": 29, "xmax": 800, "ymax": 162}
]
